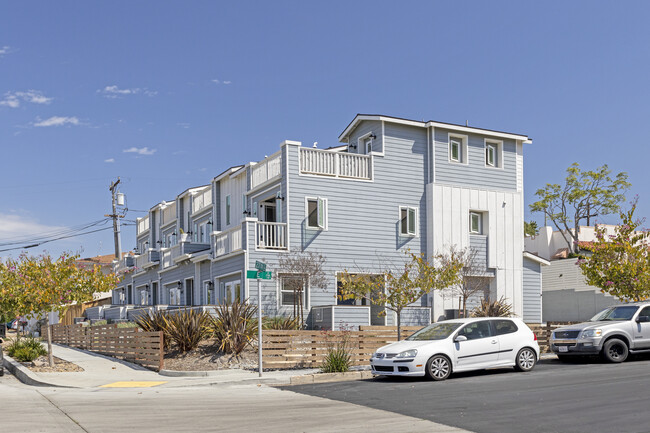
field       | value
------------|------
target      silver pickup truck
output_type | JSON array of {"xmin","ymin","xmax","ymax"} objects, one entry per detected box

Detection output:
[{"xmin": 550, "ymin": 303, "xmax": 650, "ymax": 363}]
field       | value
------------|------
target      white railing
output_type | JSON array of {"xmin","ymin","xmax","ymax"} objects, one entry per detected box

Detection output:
[
  {"xmin": 213, "ymin": 225, "xmax": 243, "ymax": 257},
  {"xmin": 161, "ymin": 202, "xmax": 176, "ymax": 225},
  {"xmin": 251, "ymin": 151, "xmax": 282, "ymax": 190},
  {"xmin": 300, "ymin": 148, "xmax": 371, "ymax": 180},
  {"xmin": 137, "ymin": 216, "xmax": 149, "ymax": 235},
  {"xmin": 192, "ymin": 188, "xmax": 212, "ymax": 213},
  {"xmin": 134, "ymin": 252, "xmax": 149, "ymax": 270},
  {"xmin": 256, "ymin": 222, "xmax": 288, "ymax": 250}
]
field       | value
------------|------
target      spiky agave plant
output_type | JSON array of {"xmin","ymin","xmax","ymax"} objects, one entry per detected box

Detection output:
[
  {"xmin": 262, "ymin": 315, "xmax": 302, "ymax": 330},
  {"xmin": 210, "ymin": 301, "xmax": 258, "ymax": 355},
  {"xmin": 135, "ymin": 310, "xmax": 173, "ymax": 349},
  {"xmin": 471, "ymin": 297, "xmax": 513, "ymax": 317},
  {"xmin": 165, "ymin": 309, "xmax": 211, "ymax": 353}
]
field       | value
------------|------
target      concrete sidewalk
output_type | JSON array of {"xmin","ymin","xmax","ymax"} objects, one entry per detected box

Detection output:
[{"xmin": 4, "ymin": 343, "xmax": 319, "ymax": 389}]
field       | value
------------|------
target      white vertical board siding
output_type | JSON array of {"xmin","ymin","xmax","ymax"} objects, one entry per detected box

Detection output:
[
  {"xmin": 516, "ymin": 142, "xmax": 524, "ymax": 193},
  {"xmin": 220, "ymin": 172, "xmax": 247, "ymax": 231},
  {"xmin": 430, "ymin": 184, "xmax": 524, "ymax": 319}
]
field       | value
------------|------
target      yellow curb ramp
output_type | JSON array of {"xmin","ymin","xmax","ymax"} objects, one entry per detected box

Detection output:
[{"xmin": 101, "ymin": 381, "xmax": 167, "ymax": 388}]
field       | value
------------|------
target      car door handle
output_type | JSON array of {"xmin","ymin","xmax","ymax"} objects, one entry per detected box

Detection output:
[{"xmin": 491, "ymin": 340, "xmax": 498, "ymax": 344}]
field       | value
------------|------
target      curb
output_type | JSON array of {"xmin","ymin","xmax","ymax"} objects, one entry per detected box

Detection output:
[
  {"xmin": 159, "ymin": 369, "xmax": 237, "ymax": 377},
  {"xmin": 289, "ymin": 370, "xmax": 374, "ymax": 385},
  {"xmin": 2, "ymin": 355, "xmax": 75, "ymax": 388}
]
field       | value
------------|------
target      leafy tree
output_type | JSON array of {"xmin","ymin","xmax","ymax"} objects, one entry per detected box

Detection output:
[
  {"xmin": 578, "ymin": 202, "xmax": 650, "ymax": 302},
  {"xmin": 530, "ymin": 163, "xmax": 630, "ymax": 254},
  {"xmin": 0, "ymin": 252, "xmax": 120, "ymax": 366},
  {"xmin": 524, "ymin": 221, "xmax": 539, "ymax": 237},
  {"xmin": 276, "ymin": 249, "xmax": 327, "ymax": 326},
  {"xmin": 339, "ymin": 249, "xmax": 464, "ymax": 341}
]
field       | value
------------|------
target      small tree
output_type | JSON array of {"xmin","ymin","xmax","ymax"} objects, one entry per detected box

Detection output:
[
  {"xmin": 276, "ymin": 249, "xmax": 327, "ymax": 326},
  {"xmin": 530, "ymin": 163, "xmax": 630, "ymax": 254},
  {"xmin": 578, "ymin": 201, "xmax": 650, "ymax": 302},
  {"xmin": 443, "ymin": 248, "xmax": 492, "ymax": 318},
  {"xmin": 339, "ymin": 249, "xmax": 464, "ymax": 340},
  {"xmin": 0, "ymin": 252, "xmax": 120, "ymax": 366},
  {"xmin": 524, "ymin": 221, "xmax": 539, "ymax": 237}
]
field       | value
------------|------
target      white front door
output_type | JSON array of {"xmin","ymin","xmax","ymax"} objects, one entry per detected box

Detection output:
[
  {"xmin": 225, "ymin": 281, "xmax": 242, "ymax": 304},
  {"xmin": 454, "ymin": 320, "xmax": 499, "ymax": 369}
]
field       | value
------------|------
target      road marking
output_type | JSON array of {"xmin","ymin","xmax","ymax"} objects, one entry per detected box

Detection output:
[{"xmin": 101, "ymin": 381, "xmax": 167, "ymax": 388}]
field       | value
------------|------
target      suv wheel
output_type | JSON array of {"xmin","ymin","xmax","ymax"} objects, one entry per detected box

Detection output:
[
  {"xmin": 425, "ymin": 355, "xmax": 452, "ymax": 381},
  {"xmin": 514, "ymin": 347, "xmax": 537, "ymax": 372},
  {"xmin": 602, "ymin": 338, "xmax": 628, "ymax": 363}
]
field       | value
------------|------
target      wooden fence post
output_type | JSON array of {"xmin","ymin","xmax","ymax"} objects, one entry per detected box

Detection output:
[{"xmin": 158, "ymin": 330, "xmax": 164, "ymax": 372}]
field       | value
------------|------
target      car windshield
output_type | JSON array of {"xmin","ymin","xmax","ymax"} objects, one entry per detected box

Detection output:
[
  {"xmin": 590, "ymin": 306, "xmax": 639, "ymax": 321},
  {"xmin": 406, "ymin": 322, "xmax": 462, "ymax": 341}
]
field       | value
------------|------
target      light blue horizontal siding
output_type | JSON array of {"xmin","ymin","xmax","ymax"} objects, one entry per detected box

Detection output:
[
  {"xmin": 470, "ymin": 235, "xmax": 488, "ymax": 270},
  {"xmin": 522, "ymin": 257, "xmax": 542, "ymax": 323},
  {"xmin": 399, "ymin": 307, "xmax": 431, "ymax": 326},
  {"xmin": 434, "ymin": 128, "xmax": 517, "ymax": 191},
  {"xmin": 333, "ymin": 306, "xmax": 370, "ymax": 331}
]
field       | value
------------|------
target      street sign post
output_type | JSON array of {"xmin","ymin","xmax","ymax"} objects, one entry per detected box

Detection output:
[
  {"xmin": 255, "ymin": 261, "xmax": 267, "ymax": 272},
  {"xmin": 248, "ymin": 261, "xmax": 268, "ymax": 377},
  {"xmin": 247, "ymin": 270, "xmax": 272, "ymax": 279}
]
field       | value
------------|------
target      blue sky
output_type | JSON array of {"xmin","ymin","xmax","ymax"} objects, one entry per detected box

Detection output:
[{"xmin": 1, "ymin": 1, "xmax": 648, "ymax": 259}]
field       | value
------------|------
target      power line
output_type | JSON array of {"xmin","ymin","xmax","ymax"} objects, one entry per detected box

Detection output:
[
  {"xmin": 0, "ymin": 219, "xmax": 111, "ymax": 247},
  {"xmin": 0, "ymin": 226, "xmax": 114, "ymax": 253}
]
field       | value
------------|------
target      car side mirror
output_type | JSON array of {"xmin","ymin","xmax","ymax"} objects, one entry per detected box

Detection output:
[
  {"xmin": 636, "ymin": 316, "xmax": 650, "ymax": 323},
  {"xmin": 454, "ymin": 335, "xmax": 468, "ymax": 342}
]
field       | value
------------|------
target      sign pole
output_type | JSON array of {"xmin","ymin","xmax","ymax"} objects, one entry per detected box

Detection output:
[{"xmin": 258, "ymin": 276, "xmax": 263, "ymax": 377}]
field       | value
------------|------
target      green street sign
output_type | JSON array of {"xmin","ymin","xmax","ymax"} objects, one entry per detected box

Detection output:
[
  {"xmin": 247, "ymin": 270, "xmax": 272, "ymax": 280},
  {"xmin": 255, "ymin": 261, "xmax": 267, "ymax": 272}
]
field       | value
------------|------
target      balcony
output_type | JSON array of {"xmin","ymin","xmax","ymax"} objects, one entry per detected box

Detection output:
[
  {"xmin": 161, "ymin": 202, "xmax": 177, "ymax": 226},
  {"xmin": 256, "ymin": 222, "xmax": 287, "ymax": 250},
  {"xmin": 161, "ymin": 242, "xmax": 210, "ymax": 269},
  {"xmin": 213, "ymin": 225, "xmax": 243, "ymax": 258},
  {"xmin": 134, "ymin": 249, "xmax": 160, "ymax": 271},
  {"xmin": 250, "ymin": 151, "xmax": 282, "ymax": 190},
  {"xmin": 192, "ymin": 187, "xmax": 212, "ymax": 214},
  {"xmin": 299, "ymin": 148, "xmax": 371, "ymax": 180},
  {"xmin": 136, "ymin": 215, "xmax": 150, "ymax": 235}
]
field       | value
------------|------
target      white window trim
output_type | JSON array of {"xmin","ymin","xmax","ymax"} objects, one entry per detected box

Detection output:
[
  {"xmin": 277, "ymin": 273, "xmax": 310, "ymax": 309},
  {"xmin": 484, "ymin": 139, "xmax": 504, "ymax": 169},
  {"xmin": 398, "ymin": 206, "xmax": 418, "ymax": 237},
  {"xmin": 305, "ymin": 196, "xmax": 328, "ymax": 230},
  {"xmin": 358, "ymin": 131, "xmax": 384, "ymax": 156},
  {"xmin": 448, "ymin": 133, "xmax": 469, "ymax": 165},
  {"xmin": 470, "ymin": 211, "xmax": 483, "ymax": 234}
]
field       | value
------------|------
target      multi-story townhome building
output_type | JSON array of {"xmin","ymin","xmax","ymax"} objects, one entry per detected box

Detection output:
[{"xmin": 108, "ymin": 114, "xmax": 543, "ymax": 328}]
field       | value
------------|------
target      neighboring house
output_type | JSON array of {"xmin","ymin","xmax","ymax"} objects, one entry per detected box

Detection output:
[
  {"xmin": 111, "ymin": 114, "xmax": 538, "ymax": 328},
  {"xmin": 524, "ymin": 225, "xmax": 640, "ymax": 322}
]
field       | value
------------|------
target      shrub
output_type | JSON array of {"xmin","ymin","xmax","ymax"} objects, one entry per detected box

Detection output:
[
  {"xmin": 165, "ymin": 309, "xmax": 211, "ymax": 352},
  {"xmin": 91, "ymin": 320, "xmax": 108, "ymax": 327},
  {"xmin": 116, "ymin": 322, "xmax": 139, "ymax": 329},
  {"xmin": 262, "ymin": 316, "xmax": 301, "ymax": 330},
  {"xmin": 471, "ymin": 297, "xmax": 513, "ymax": 317},
  {"xmin": 320, "ymin": 331, "xmax": 351, "ymax": 373},
  {"xmin": 7, "ymin": 337, "xmax": 48, "ymax": 362},
  {"xmin": 135, "ymin": 310, "xmax": 172, "ymax": 349},
  {"xmin": 210, "ymin": 301, "xmax": 258, "ymax": 355}
]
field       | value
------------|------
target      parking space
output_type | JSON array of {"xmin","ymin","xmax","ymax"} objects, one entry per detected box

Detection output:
[{"xmin": 282, "ymin": 356, "xmax": 650, "ymax": 433}]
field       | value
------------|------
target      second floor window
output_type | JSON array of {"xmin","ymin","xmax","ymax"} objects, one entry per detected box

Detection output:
[
  {"xmin": 400, "ymin": 206, "xmax": 417, "ymax": 236},
  {"xmin": 226, "ymin": 195, "xmax": 231, "ymax": 225},
  {"xmin": 450, "ymin": 138, "xmax": 461, "ymax": 162},
  {"xmin": 486, "ymin": 143, "xmax": 496, "ymax": 167},
  {"xmin": 470, "ymin": 211, "xmax": 483, "ymax": 234},
  {"xmin": 306, "ymin": 197, "xmax": 327, "ymax": 229}
]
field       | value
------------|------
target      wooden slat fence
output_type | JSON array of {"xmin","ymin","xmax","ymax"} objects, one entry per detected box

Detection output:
[
  {"xmin": 46, "ymin": 324, "xmax": 164, "ymax": 371},
  {"xmin": 262, "ymin": 326, "xmax": 423, "ymax": 369},
  {"xmin": 527, "ymin": 322, "xmax": 577, "ymax": 353}
]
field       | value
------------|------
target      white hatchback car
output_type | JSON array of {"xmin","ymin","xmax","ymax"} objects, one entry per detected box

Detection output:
[{"xmin": 370, "ymin": 317, "xmax": 540, "ymax": 380}]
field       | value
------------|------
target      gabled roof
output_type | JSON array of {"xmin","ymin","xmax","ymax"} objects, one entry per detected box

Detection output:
[
  {"xmin": 339, "ymin": 114, "xmax": 531, "ymax": 143},
  {"xmin": 523, "ymin": 251, "xmax": 551, "ymax": 266},
  {"xmin": 213, "ymin": 165, "xmax": 245, "ymax": 182}
]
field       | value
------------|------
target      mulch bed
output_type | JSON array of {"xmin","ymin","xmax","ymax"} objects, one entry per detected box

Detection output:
[
  {"xmin": 23, "ymin": 356, "xmax": 84, "ymax": 373},
  {"xmin": 163, "ymin": 338, "xmax": 258, "ymax": 371}
]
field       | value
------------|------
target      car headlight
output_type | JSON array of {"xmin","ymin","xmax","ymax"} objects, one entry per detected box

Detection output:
[
  {"xmin": 395, "ymin": 349, "xmax": 418, "ymax": 358},
  {"xmin": 581, "ymin": 329, "xmax": 602, "ymax": 338}
]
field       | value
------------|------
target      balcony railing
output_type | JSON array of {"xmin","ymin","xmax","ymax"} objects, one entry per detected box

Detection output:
[
  {"xmin": 256, "ymin": 222, "xmax": 287, "ymax": 250},
  {"xmin": 251, "ymin": 151, "xmax": 282, "ymax": 190},
  {"xmin": 299, "ymin": 148, "xmax": 371, "ymax": 180},
  {"xmin": 192, "ymin": 188, "xmax": 212, "ymax": 214},
  {"xmin": 136, "ymin": 216, "xmax": 150, "ymax": 235},
  {"xmin": 134, "ymin": 249, "xmax": 160, "ymax": 270},
  {"xmin": 161, "ymin": 202, "xmax": 177, "ymax": 225},
  {"xmin": 213, "ymin": 225, "xmax": 243, "ymax": 257}
]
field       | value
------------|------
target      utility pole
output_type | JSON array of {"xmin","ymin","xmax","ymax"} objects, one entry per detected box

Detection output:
[{"xmin": 106, "ymin": 177, "xmax": 123, "ymax": 259}]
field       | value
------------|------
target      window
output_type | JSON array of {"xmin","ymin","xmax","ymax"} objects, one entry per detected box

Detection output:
[
  {"xmin": 226, "ymin": 195, "xmax": 231, "ymax": 225},
  {"xmin": 486, "ymin": 143, "xmax": 496, "ymax": 167},
  {"xmin": 280, "ymin": 274, "xmax": 307, "ymax": 307},
  {"xmin": 450, "ymin": 138, "xmax": 461, "ymax": 162},
  {"xmin": 242, "ymin": 194, "xmax": 247, "ymax": 214},
  {"xmin": 252, "ymin": 201, "xmax": 258, "ymax": 218},
  {"xmin": 225, "ymin": 281, "xmax": 241, "ymax": 304},
  {"xmin": 470, "ymin": 212, "xmax": 483, "ymax": 234},
  {"xmin": 457, "ymin": 320, "xmax": 492, "ymax": 340},
  {"xmin": 399, "ymin": 206, "xmax": 417, "ymax": 236},
  {"xmin": 364, "ymin": 136, "xmax": 373, "ymax": 154},
  {"xmin": 306, "ymin": 197, "xmax": 326, "ymax": 229},
  {"xmin": 492, "ymin": 320, "xmax": 518, "ymax": 335}
]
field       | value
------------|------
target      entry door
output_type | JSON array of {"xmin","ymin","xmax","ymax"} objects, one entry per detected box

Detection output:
[
  {"xmin": 225, "ymin": 281, "xmax": 242, "ymax": 304},
  {"xmin": 152, "ymin": 282, "xmax": 158, "ymax": 305},
  {"xmin": 185, "ymin": 279, "xmax": 194, "ymax": 306},
  {"xmin": 633, "ymin": 306, "xmax": 650, "ymax": 349},
  {"xmin": 454, "ymin": 320, "xmax": 499, "ymax": 369}
]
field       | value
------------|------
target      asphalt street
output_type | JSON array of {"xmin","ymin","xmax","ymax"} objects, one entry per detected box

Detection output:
[{"xmin": 283, "ymin": 355, "xmax": 650, "ymax": 433}]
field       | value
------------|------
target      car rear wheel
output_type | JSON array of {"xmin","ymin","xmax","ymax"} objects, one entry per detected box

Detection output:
[
  {"xmin": 514, "ymin": 347, "xmax": 537, "ymax": 372},
  {"xmin": 425, "ymin": 355, "xmax": 451, "ymax": 381},
  {"xmin": 602, "ymin": 338, "xmax": 628, "ymax": 363}
]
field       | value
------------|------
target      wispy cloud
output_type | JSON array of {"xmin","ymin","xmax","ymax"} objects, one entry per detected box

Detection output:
[
  {"xmin": 123, "ymin": 146, "xmax": 156, "ymax": 156},
  {"xmin": 34, "ymin": 116, "xmax": 79, "ymax": 127},
  {"xmin": 177, "ymin": 122, "xmax": 190, "ymax": 129},
  {"xmin": 0, "ymin": 212, "xmax": 66, "ymax": 247},
  {"xmin": 104, "ymin": 158, "xmax": 115, "ymax": 163},
  {"xmin": 0, "ymin": 46, "xmax": 12, "ymax": 57},
  {"xmin": 98, "ymin": 85, "xmax": 157, "ymax": 99},
  {"xmin": 211, "ymin": 78, "xmax": 232, "ymax": 85},
  {"xmin": 0, "ymin": 90, "xmax": 52, "ymax": 108}
]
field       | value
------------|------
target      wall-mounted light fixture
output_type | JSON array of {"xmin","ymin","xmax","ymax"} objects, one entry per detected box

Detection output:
[
  {"xmin": 177, "ymin": 281, "xmax": 183, "ymax": 289},
  {"xmin": 349, "ymin": 143, "xmax": 357, "ymax": 150},
  {"xmin": 243, "ymin": 210, "xmax": 251, "ymax": 216},
  {"xmin": 369, "ymin": 133, "xmax": 377, "ymax": 140},
  {"xmin": 276, "ymin": 192, "xmax": 285, "ymax": 201}
]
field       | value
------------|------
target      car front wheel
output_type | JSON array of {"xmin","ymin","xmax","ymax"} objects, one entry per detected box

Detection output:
[
  {"xmin": 602, "ymin": 338, "xmax": 628, "ymax": 363},
  {"xmin": 425, "ymin": 355, "xmax": 452, "ymax": 381},
  {"xmin": 514, "ymin": 347, "xmax": 537, "ymax": 372}
]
